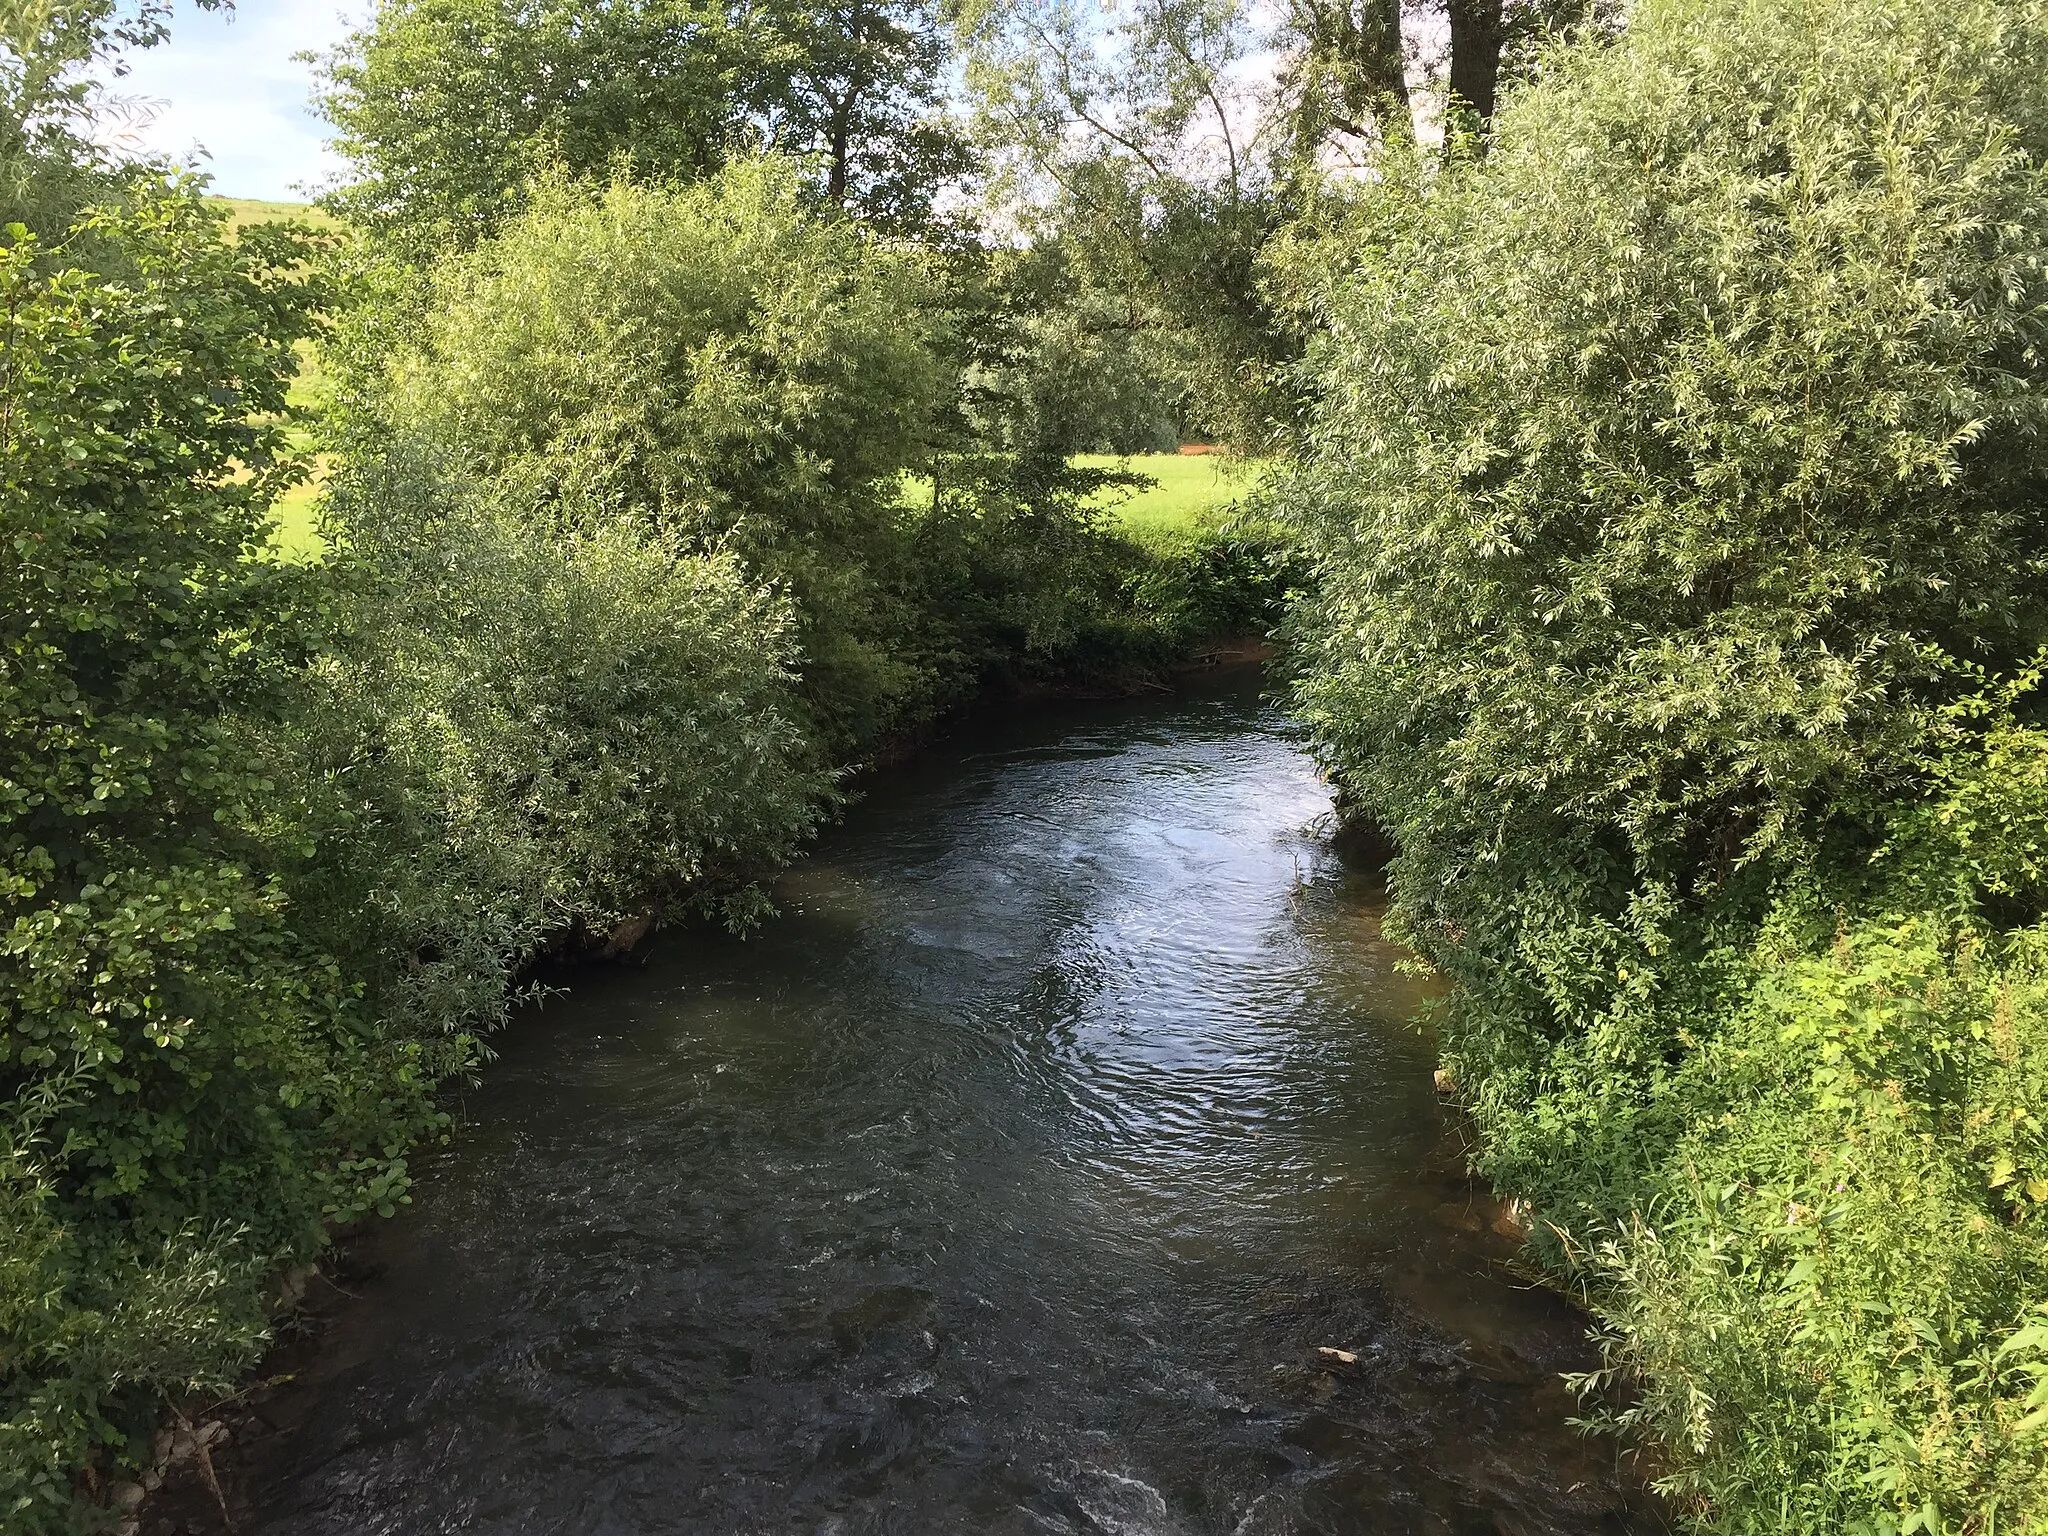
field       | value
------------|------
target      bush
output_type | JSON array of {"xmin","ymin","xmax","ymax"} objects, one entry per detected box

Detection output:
[
  {"xmin": 1571, "ymin": 696, "xmax": 2048, "ymax": 1528},
  {"xmin": 1277, "ymin": 0, "xmax": 2048, "ymax": 1527},
  {"xmin": 267, "ymin": 446, "xmax": 827, "ymax": 1043},
  {"xmin": 0, "ymin": 187, "xmax": 422, "ymax": 1530},
  {"xmin": 331, "ymin": 158, "xmax": 1249, "ymax": 745},
  {"xmin": 0, "ymin": 168, "xmax": 832, "ymax": 1532},
  {"xmin": 1115, "ymin": 513, "xmax": 1302, "ymax": 657},
  {"xmin": 334, "ymin": 159, "xmax": 951, "ymax": 752}
]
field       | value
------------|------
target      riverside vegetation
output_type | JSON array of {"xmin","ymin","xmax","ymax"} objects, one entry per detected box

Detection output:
[
  {"xmin": 1279, "ymin": 0, "xmax": 2048, "ymax": 1527},
  {"xmin": 4, "ymin": 0, "xmax": 2048, "ymax": 1533},
  {"xmin": 0, "ymin": 8, "xmax": 1287, "ymax": 1526}
]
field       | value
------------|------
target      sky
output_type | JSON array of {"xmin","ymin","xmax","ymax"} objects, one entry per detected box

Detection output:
[{"xmin": 104, "ymin": 0, "xmax": 364, "ymax": 202}]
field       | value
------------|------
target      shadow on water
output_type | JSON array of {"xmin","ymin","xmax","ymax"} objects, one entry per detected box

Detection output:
[{"xmin": 148, "ymin": 669, "xmax": 1664, "ymax": 1536}]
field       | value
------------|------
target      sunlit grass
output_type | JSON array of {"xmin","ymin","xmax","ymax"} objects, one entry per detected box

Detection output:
[
  {"xmin": 263, "ymin": 421, "xmax": 1259, "ymax": 564},
  {"xmin": 202, "ymin": 199, "xmax": 338, "ymax": 561},
  {"xmin": 267, "ymin": 461, "xmax": 328, "ymax": 562},
  {"xmin": 263, "ymin": 340, "xmax": 333, "ymax": 562},
  {"xmin": 1077, "ymin": 452, "xmax": 1263, "ymax": 536},
  {"xmin": 206, "ymin": 196, "xmax": 338, "ymax": 234}
]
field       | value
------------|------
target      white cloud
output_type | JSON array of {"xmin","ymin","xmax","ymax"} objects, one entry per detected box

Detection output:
[{"xmin": 104, "ymin": 0, "xmax": 367, "ymax": 202}]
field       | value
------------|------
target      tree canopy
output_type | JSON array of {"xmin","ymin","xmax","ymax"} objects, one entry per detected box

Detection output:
[{"xmin": 313, "ymin": 0, "xmax": 970, "ymax": 247}]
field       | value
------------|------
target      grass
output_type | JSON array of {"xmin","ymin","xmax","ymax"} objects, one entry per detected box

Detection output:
[
  {"xmin": 1078, "ymin": 453, "xmax": 1264, "ymax": 536},
  {"xmin": 201, "ymin": 199, "xmax": 336, "ymax": 561},
  {"xmin": 264, "ymin": 340, "xmax": 333, "ymax": 562},
  {"xmin": 268, "ymin": 458, "xmax": 327, "ymax": 561},
  {"xmin": 206, "ymin": 196, "xmax": 338, "ymax": 235}
]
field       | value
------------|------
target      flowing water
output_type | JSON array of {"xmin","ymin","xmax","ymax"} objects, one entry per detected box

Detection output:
[{"xmin": 162, "ymin": 672, "xmax": 1658, "ymax": 1536}]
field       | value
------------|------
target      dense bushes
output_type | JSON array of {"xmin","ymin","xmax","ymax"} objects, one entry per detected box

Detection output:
[
  {"xmin": 264, "ymin": 457, "xmax": 827, "ymax": 1044},
  {"xmin": 335, "ymin": 163, "xmax": 1261, "ymax": 747},
  {"xmin": 337, "ymin": 163, "xmax": 950, "ymax": 750},
  {"xmin": 0, "ymin": 190, "xmax": 414, "ymax": 1526},
  {"xmin": 1278, "ymin": 0, "xmax": 2048, "ymax": 1527}
]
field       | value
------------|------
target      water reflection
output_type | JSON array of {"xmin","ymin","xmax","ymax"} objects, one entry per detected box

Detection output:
[{"xmin": 156, "ymin": 672, "xmax": 1659, "ymax": 1536}]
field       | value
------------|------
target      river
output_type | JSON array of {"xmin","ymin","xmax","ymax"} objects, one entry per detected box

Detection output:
[{"xmin": 154, "ymin": 671, "xmax": 1657, "ymax": 1535}]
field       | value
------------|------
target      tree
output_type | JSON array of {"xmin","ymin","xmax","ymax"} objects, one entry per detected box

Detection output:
[
  {"xmin": 955, "ymin": 0, "xmax": 1614, "ymax": 448},
  {"xmin": 313, "ymin": 0, "xmax": 972, "ymax": 250},
  {"xmin": 0, "ymin": 0, "xmax": 227, "ymax": 237},
  {"xmin": 753, "ymin": 0, "xmax": 973, "ymax": 233},
  {"xmin": 336, "ymin": 160, "xmax": 953, "ymax": 746},
  {"xmin": 0, "ymin": 184, "xmax": 414, "ymax": 1533},
  {"xmin": 959, "ymin": 0, "xmax": 1299, "ymax": 446},
  {"xmin": 1283, "ymin": 0, "xmax": 1612, "ymax": 154},
  {"xmin": 312, "ymin": 0, "xmax": 751, "ymax": 250}
]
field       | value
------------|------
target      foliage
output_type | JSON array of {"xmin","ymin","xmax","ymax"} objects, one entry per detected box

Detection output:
[
  {"xmin": 1275, "ymin": 0, "xmax": 1618, "ymax": 156},
  {"xmin": 329, "ymin": 159, "xmax": 1250, "ymax": 753},
  {"xmin": 268, "ymin": 454, "xmax": 829, "ymax": 1045},
  {"xmin": 312, "ymin": 0, "xmax": 969, "ymax": 252},
  {"xmin": 332, "ymin": 159, "xmax": 953, "ymax": 749},
  {"xmin": 1114, "ymin": 513, "xmax": 1300, "ymax": 658},
  {"xmin": 0, "ymin": 0, "xmax": 223, "ymax": 246},
  {"xmin": 0, "ymin": 185, "xmax": 430, "ymax": 1531},
  {"xmin": 748, "ymin": 0, "xmax": 972, "ymax": 234},
  {"xmin": 1040, "ymin": 161, "xmax": 1291, "ymax": 450},
  {"xmin": 1569, "ymin": 705, "xmax": 2048, "ymax": 1529},
  {"xmin": 953, "ymin": 0, "xmax": 1622, "ymax": 448},
  {"xmin": 959, "ymin": 0, "xmax": 1298, "ymax": 447},
  {"xmin": 311, "ymin": 0, "xmax": 750, "ymax": 251},
  {"xmin": 959, "ymin": 242, "xmax": 1185, "ymax": 458},
  {"xmin": 1278, "ymin": 0, "xmax": 2048, "ymax": 1527}
]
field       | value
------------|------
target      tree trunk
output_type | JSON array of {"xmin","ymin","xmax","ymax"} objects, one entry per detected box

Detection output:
[
  {"xmin": 1445, "ymin": 0, "xmax": 1505, "ymax": 128},
  {"xmin": 1351, "ymin": 0, "xmax": 1413, "ymax": 134},
  {"xmin": 1293, "ymin": 0, "xmax": 1415, "ymax": 144},
  {"xmin": 827, "ymin": 94, "xmax": 851, "ymax": 204}
]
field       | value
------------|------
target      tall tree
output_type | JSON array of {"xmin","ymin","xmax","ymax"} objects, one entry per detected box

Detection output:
[
  {"xmin": 1, "ymin": 0, "xmax": 226, "ymax": 235},
  {"xmin": 313, "ymin": 0, "xmax": 752, "ymax": 250},
  {"xmin": 960, "ymin": 0, "xmax": 1294, "ymax": 445},
  {"xmin": 754, "ymin": 0, "xmax": 972, "ymax": 231},
  {"xmin": 958, "ymin": 0, "xmax": 1615, "ymax": 443},
  {"xmin": 314, "ymin": 0, "xmax": 971, "ymax": 250},
  {"xmin": 1282, "ymin": 0, "xmax": 1411, "ymax": 153},
  {"xmin": 1280, "ymin": 0, "xmax": 1613, "ymax": 159}
]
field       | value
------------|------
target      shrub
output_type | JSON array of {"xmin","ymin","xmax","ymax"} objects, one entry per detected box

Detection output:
[
  {"xmin": 335, "ymin": 159, "xmax": 951, "ymax": 752},
  {"xmin": 331, "ymin": 158, "xmax": 1240, "ymax": 746},
  {"xmin": 1571, "ymin": 699, "xmax": 2048, "ymax": 1528},
  {"xmin": 1115, "ymin": 513, "xmax": 1302, "ymax": 657},
  {"xmin": 1277, "ymin": 0, "xmax": 2048, "ymax": 1526},
  {"xmin": 266, "ymin": 446, "xmax": 827, "ymax": 1042},
  {"xmin": 0, "ymin": 187, "xmax": 427, "ymax": 1529},
  {"xmin": 1, "ymin": 170, "xmax": 834, "ymax": 1531}
]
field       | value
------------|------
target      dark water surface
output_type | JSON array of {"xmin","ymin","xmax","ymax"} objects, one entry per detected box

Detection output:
[{"xmin": 184, "ymin": 674, "xmax": 1657, "ymax": 1535}]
